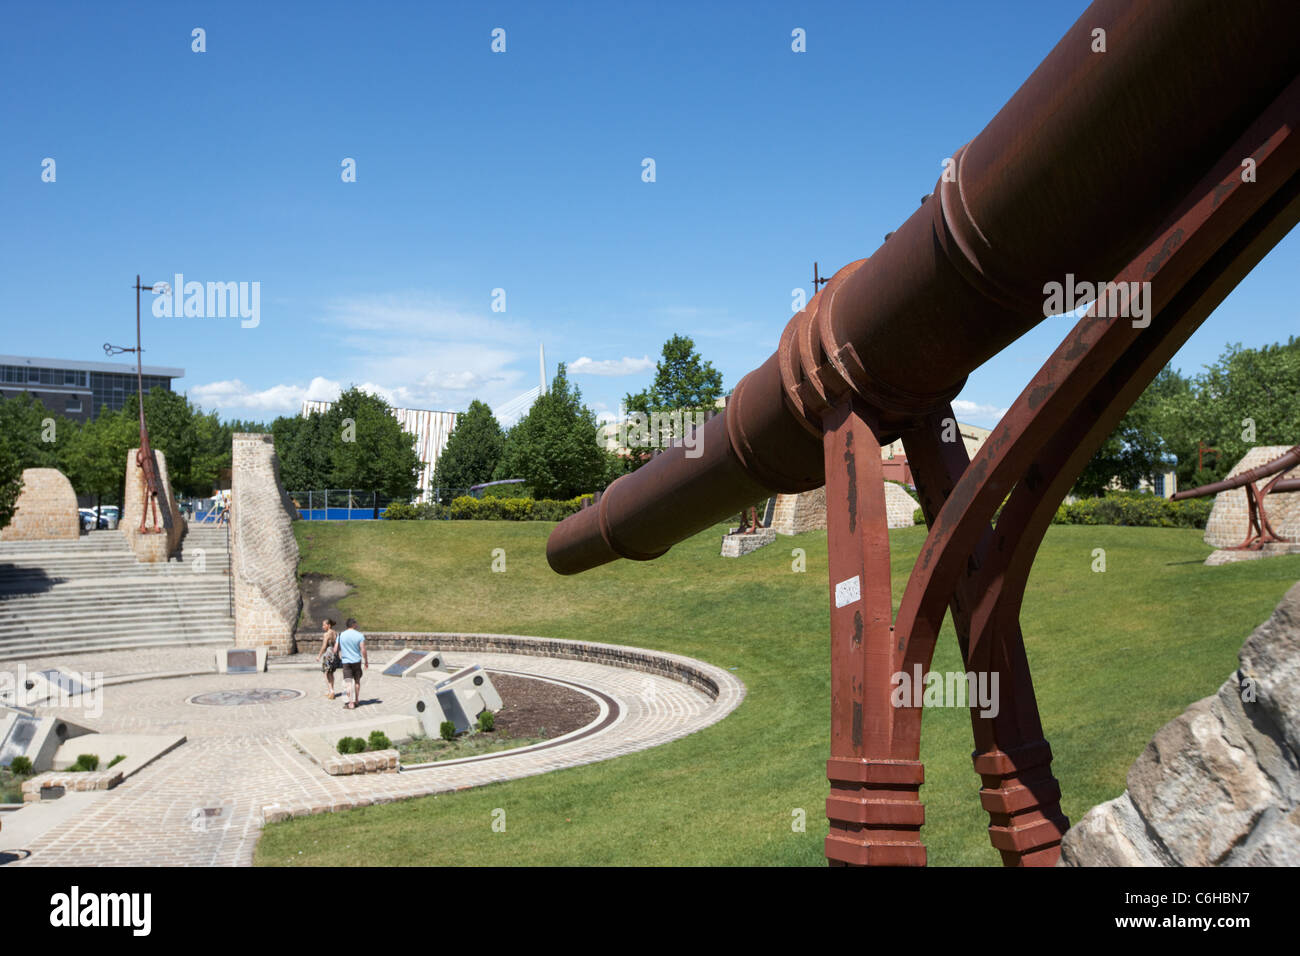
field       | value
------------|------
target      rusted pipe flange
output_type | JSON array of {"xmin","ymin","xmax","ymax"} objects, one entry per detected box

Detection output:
[
  {"xmin": 933, "ymin": 144, "xmax": 1045, "ymax": 318},
  {"xmin": 777, "ymin": 310, "xmax": 826, "ymax": 440},
  {"xmin": 725, "ymin": 366, "xmax": 823, "ymax": 493},
  {"xmin": 595, "ymin": 479, "xmax": 668, "ymax": 562}
]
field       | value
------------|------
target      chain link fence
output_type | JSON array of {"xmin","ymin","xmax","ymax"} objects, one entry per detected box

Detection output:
[{"xmin": 288, "ymin": 490, "xmax": 406, "ymax": 521}]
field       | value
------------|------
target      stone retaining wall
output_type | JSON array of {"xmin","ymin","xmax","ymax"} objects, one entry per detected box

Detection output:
[
  {"xmin": 231, "ymin": 433, "xmax": 301, "ymax": 655},
  {"xmin": 362, "ymin": 632, "xmax": 724, "ymax": 701},
  {"xmin": 322, "ymin": 749, "xmax": 399, "ymax": 776},
  {"xmin": 0, "ymin": 468, "xmax": 79, "ymax": 541},
  {"xmin": 22, "ymin": 769, "xmax": 124, "ymax": 800}
]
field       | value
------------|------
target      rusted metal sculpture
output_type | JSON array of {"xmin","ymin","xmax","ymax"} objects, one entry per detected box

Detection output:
[
  {"xmin": 548, "ymin": 0, "xmax": 1300, "ymax": 866},
  {"xmin": 105, "ymin": 275, "xmax": 165, "ymax": 535},
  {"xmin": 1172, "ymin": 445, "xmax": 1300, "ymax": 549}
]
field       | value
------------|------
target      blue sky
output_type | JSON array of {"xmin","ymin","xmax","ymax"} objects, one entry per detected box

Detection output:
[{"xmin": 2, "ymin": 1, "xmax": 1295, "ymax": 429}]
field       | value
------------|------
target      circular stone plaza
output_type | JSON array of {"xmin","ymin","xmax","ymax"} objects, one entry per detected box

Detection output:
[{"xmin": 0, "ymin": 640, "xmax": 745, "ymax": 866}]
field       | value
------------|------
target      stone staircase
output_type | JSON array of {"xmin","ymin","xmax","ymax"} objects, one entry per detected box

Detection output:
[{"xmin": 0, "ymin": 525, "xmax": 235, "ymax": 661}]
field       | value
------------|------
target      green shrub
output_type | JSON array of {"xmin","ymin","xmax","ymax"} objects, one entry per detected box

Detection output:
[
  {"xmin": 106, "ymin": 754, "xmax": 126, "ymax": 769},
  {"xmin": 1053, "ymin": 491, "xmax": 1211, "ymax": 528},
  {"xmin": 69, "ymin": 754, "xmax": 99, "ymax": 772},
  {"xmin": 367, "ymin": 730, "xmax": 392, "ymax": 751},
  {"xmin": 477, "ymin": 711, "xmax": 495, "ymax": 733},
  {"xmin": 8, "ymin": 756, "xmax": 32, "ymax": 776},
  {"xmin": 447, "ymin": 495, "xmax": 587, "ymax": 522},
  {"xmin": 336, "ymin": 736, "xmax": 366, "ymax": 755},
  {"xmin": 913, "ymin": 507, "xmax": 925, "ymax": 526},
  {"xmin": 439, "ymin": 720, "xmax": 457, "ymax": 741},
  {"xmin": 382, "ymin": 501, "xmax": 442, "ymax": 520}
]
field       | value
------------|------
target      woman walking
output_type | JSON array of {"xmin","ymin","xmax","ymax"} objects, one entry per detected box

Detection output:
[{"xmin": 316, "ymin": 618, "xmax": 341, "ymax": 699}]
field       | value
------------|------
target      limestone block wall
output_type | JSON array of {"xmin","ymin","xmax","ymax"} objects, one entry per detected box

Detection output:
[
  {"xmin": 771, "ymin": 482, "xmax": 919, "ymax": 536},
  {"xmin": 120, "ymin": 449, "xmax": 185, "ymax": 562},
  {"xmin": 1204, "ymin": 446, "xmax": 1300, "ymax": 548},
  {"xmin": 771, "ymin": 487, "xmax": 826, "ymax": 535},
  {"xmin": 883, "ymin": 482, "xmax": 921, "ymax": 528},
  {"xmin": 231, "ymin": 433, "xmax": 301, "ymax": 655},
  {"xmin": 1059, "ymin": 581, "xmax": 1300, "ymax": 866},
  {"xmin": 0, "ymin": 468, "xmax": 79, "ymax": 541}
]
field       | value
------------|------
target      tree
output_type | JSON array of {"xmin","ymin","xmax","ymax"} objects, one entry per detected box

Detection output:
[
  {"xmin": 0, "ymin": 434, "xmax": 23, "ymax": 531},
  {"xmin": 496, "ymin": 364, "xmax": 613, "ymax": 499},
  {"xmin": 1073, "ymin": 368, "xmax": 1182, "ymax": 497},
  {"xmin": 0, "ymin": 392, "xmax": 70, "ymax": 471},
  {"xmin": 1072, "ymin": 339, "xmax": 1300, "ymax": 496},
  {"xmin": 60, "ymin": 407, "xmax": 135, "ymax": 514},
  {"xmin": 1164, "ymin": 338, "xmax": 1300, "ymax": 486},
  {"xmin": 272, "ymin": 413, "xmax": 332, "ymax": 492},
  {"xmin": 115, "ymin": 389, "xmax": 263, "ymax": 498},
  {"xmin": 326, "ymin": 387, "xmax": 421, "ymax": 500},
  {"xmin": 622, "ymin": 334, "xmax": 724, "ymax": 472},
  {"xmin": 431, "ymin": 400, "xmax": 504, "ymax": 502}
]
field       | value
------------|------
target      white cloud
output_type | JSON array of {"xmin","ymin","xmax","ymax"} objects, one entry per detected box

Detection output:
[
  {"xmin": 569, "ymin": 355, "xmax": 653, "ymax": 376},
  {"xmin": 190, "ymin": 293, "xmax": 554, "ymax": 419},
  {"xmin": 188, "ymin": 376, "xmax": 418, "ymax": 417},
  {"xmin": 316, "ymin": 293, "xmax": 532, "ymax": 409},
  {"xmin": 951, "ymin": 399, "xmax": 1009, "ymax": 425},
  {"xmin": 189, "ymin": 378, "xmax": 330, "ymax": 414}
]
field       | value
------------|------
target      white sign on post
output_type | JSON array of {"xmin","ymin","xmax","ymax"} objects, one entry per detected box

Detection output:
[{"xmin": 834, "ymin": 575, "xmax": 861, "ymax": 608}]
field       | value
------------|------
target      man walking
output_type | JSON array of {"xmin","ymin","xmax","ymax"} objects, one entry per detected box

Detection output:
[{"xmin": 338, "ymin": 617, "xmax": 368, "ymax": 709}]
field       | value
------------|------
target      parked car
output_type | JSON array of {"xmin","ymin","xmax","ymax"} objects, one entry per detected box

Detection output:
[{"xmin": 78, "ymin": 506, "xmax": 120, "ymax": 531}]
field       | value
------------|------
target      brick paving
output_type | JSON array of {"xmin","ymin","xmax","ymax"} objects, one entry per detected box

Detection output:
[{"xmin": 4, "ymin": 644, "xmax": 744, "ymax": 866}]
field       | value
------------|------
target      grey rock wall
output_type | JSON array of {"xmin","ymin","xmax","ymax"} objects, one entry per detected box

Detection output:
[{"xmin": 1060, "ymin": 582, "xmax": 1300, "ymax": 866}]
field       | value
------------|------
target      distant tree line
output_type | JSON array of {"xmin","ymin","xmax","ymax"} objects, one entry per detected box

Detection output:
[
  {"xmin": 1075, "ymin": 337, "xmax": 1300, "ymax": 497},
  {"xmin": 0, "ymin": 389, "xmax": 266, "ymax": 522}
]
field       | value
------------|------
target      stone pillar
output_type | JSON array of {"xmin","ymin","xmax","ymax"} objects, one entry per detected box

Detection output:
[
  {"xmin": 231, "ymin": 433, "xmax": 301, "ymax": 655},
  {"xmin": 0, "ymin": 468, "xmax": 80, "ymax": 541},
  {"xmin": 120, "ymin": 448, "xmax": 185, "ymax": 561}
]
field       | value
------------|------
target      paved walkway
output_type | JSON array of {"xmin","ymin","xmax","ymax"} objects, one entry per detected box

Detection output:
[{"xmin": 2, "ymin": 644, "xmax": 744, "ymax": 866}]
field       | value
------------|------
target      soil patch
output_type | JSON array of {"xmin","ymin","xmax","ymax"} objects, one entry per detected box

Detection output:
[
  {"xmin": 299, "ymin": 572, "xmax": 353, "ymax": 629},
  {"xmin": 489, "ymin": 673, "xmax": 600, "ymax": 739},
  {"xmin": 396, "ymin": 674, "xmax": 601, "ymax": 764}
]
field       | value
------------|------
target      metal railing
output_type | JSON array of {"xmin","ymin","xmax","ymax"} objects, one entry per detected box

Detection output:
[{"xmin": 225, "ymin": 517, "xmax": 233, "ymax": 619}]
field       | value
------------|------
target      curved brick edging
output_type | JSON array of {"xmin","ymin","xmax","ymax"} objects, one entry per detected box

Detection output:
[
  {"xmin": 363, "ymin": 632, "xmax": 728, "ymax": 701},
  {"xmin": 7, "ymin": 641, "xmax": 746, "ymax": 865}
]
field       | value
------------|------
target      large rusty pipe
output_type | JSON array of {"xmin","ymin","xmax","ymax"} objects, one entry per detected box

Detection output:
[
  {"xmin": 1171, "ymin": 445, "xmax": 1300, "ymax": 500},
  {"xmin": 548, "ymin": 0, "xmax": 1300, "ymax": 575}
]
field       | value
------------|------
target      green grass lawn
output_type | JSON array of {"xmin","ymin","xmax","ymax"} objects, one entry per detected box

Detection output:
[{"xmin": 255, "ymin": 519, "xmax": 1300, "ymax": 866}]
